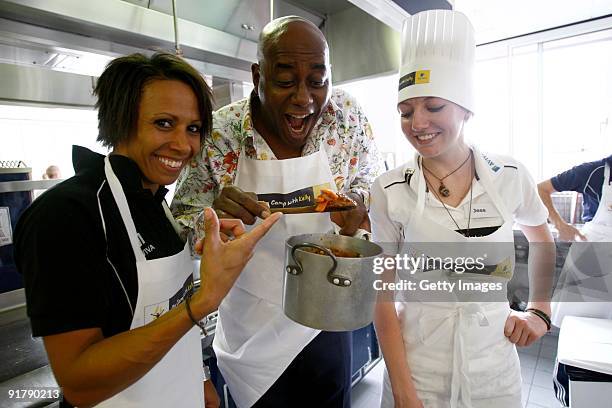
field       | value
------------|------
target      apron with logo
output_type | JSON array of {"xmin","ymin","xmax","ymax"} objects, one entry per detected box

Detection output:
[
  {"xmin": 96, "ymin": 157, "xmax": 204, "ymax": 408},
  {"xmin": 212, "ymin": 146, "xmax": 336, "ymax": 408},
  {"xmin": 552, "ymin": 162, "xmax": 612, "ymax": 327},
  {"xmin": 381, "ymin": 148, "xmax": 521, "ymax": 408}
]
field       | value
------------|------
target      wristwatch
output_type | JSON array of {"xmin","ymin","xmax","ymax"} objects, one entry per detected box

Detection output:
[
  {"xmin": 202, "ymin": 365, "xmax": 211, "ymax": 382},
  {"xmin": 349, "ymin": 188, "xmax": 369, "ymax": 210}
]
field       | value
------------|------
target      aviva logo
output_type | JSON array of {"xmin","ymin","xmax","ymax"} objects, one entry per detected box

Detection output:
[
  {"xmin": 481, "ymin": 153, "xmax": 501, "ymax": 173},
  {"xmin": 137, "ymin": 233, "xmax": 156, "ymax": 256}
]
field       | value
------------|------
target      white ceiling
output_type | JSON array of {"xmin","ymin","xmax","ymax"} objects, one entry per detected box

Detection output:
[{"xmin": 454, "ymin": 0, "xmax": 612, "ymax": 44}]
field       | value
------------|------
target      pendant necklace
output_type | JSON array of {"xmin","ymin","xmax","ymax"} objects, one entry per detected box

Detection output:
[
  {"xmin": 421, "ymin": 152, "xmax": 471, "ymax": 197},
  {"xmin": 422, "ymin": 152, "xmax": 474, "ymax": 237}
]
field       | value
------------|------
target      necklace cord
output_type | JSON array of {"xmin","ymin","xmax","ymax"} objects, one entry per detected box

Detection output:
[
  {"xmin": 421, "ymin": 151, "xmax": 474, "ymax": 237},
  {"xmin": 421, "ymin": 150, "xmax": 472, "ymax": 182}
]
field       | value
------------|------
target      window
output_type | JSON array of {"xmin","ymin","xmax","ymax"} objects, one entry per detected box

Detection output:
[
  {"xmin": 542, "ymin": 29, "xmax": 612, "ymax": 178},
  {"xmin": 0, "ymin": 105, "xmax": 103, "ymax": 181},
  {"xmin": 469, "ymin": 54, "xmax": 510, "ymax": 154},
  {"xmin": 472, "ymin": 20, "xmax": 612, "ymax": 181},
  {"xmin": 338, "ymin": 74, "xmax": 406, "ymax": 169}
]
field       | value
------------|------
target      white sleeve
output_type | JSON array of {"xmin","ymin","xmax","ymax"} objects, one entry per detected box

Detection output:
[
  {"xmin": 513, "ymin": 161, "xmax": 549, "ymax": 226},
  {"xmin": 370, "ymin": 178, "xmax": 402, "ymax": 255}
]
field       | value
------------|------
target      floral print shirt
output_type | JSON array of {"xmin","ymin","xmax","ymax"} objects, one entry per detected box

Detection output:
[{"xmin": 171, "ymin": 88, "xmax": 383, "ymax": 236}]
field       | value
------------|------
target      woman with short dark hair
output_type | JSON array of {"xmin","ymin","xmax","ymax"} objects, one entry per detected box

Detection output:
[
  {"xmin": 94, "ymin": 52, "xmax": 213, "ymax": 149},
  {"xmin": 14, "ymin": 52, "xmax": 280, "ymax": 408}
]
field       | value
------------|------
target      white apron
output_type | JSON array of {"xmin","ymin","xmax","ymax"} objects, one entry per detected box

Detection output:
[
  {"xmin": 212, "ymin": 147, "xmax": 336, "ymax": 408},
  {"xmin": 96, "ymin": 157, "xmax": 204, "ymax": 408},
  {"xmin": 381, "ymin": 148, "xmax": 522, "ymax": 408},
  {"xmin": 551, "ymin": 162, "xmax": 612, "ymax": 327}
]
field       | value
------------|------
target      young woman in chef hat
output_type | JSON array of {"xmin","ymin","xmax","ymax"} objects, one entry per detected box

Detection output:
[{"xmin": 371, "ymin": 9, "xmax": 555, "ymax": 408}]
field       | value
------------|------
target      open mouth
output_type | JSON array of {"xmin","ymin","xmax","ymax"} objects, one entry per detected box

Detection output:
[
  {"xmin": 285, "ymin": 113, "xmax": 312, "ymax": 136},
  {"xmin": 155, "ymin": 155, "xmax": 184, "ymax": 171},
  {"xmin": 414, "ymin": 132, "xmax": 440, "ymax": 144}
]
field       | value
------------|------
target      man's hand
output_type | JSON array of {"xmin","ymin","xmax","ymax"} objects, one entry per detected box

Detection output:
[
  {"xmin": 537, "ymin": 180, "xmax": 586, "ymax": 242},
  {"xmin": 330, "ymin": 192, "xmax": 369, "ymax": 236},
  {"xmin": 212, "ymin": 185, "xmax": 270, "ymax": 225},
  {"xmin": 556, "ymin": 221, "xmax": 587, "ymax": 242},
  {"xmin": 204, "ymin": 380, "xmax": 220, "ymax": 408},
  {"xmin": 193, "ymin": 208, "xmax": 282, "ymax": 313},
  {"xmin": 504, "ymin": 310, "xmax": 548, "ymax": 347}
]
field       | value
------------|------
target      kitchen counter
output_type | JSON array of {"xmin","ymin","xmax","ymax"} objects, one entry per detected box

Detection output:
[
  {"xmin": 0, "ymin": 307, "xmax": 49, "ymax": 384},
  {"xmin": 0, "ymin": 306, "xmax": 58, "ymax": 407},
  {"xmin": 510, "ymin": 228, "xmax": 572, "ymax": 306}
]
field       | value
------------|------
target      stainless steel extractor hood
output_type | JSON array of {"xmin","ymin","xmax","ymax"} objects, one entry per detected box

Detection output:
[
  {"xmin": 0, "ymin": 0, "xmax": 269, "ymax": 76},
  {"xmin": 282, "ymin": 0, "xmax": 452, "ymax": 83},
  {"xmin": 0, "ymin": 0, "xmax": 454, "ymax": 105}
]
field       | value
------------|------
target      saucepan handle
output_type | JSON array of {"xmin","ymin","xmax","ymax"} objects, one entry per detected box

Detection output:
[{"xmin": 287, "ymin": 243, "xmax": 352, "ymax": 287}]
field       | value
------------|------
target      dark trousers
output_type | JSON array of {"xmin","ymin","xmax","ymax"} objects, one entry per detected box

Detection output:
[
  {"xmin": 553, "ymin": 360, "xmax": 570, "ymax": 407},
  {"xmin": 252, "ymin": 331, "xmax": 352, "ymax": 408}
]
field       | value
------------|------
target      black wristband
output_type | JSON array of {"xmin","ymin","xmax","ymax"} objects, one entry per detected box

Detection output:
[
  {"xmin": 185, "ymin": 289, "xmax": 207, "ymax": 334},
  {"xmin": 526, "ymin": 308, "xmax": 551, "ymax": 331}
]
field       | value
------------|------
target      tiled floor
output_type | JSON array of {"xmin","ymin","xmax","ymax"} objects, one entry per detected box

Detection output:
[
  {"xmin": 351, "ymin": 332, "xmax": 563, "ymax": 408},
  {"xmin": 520, "ymin": 332, "xmax": 564, "ymax": 408}
]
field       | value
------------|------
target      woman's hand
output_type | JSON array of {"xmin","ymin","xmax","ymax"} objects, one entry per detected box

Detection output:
[
  {"xmin": 194, "ymin": 218, "xmax": 248, "ymax": 251},
  {"xmin": 204, "ymin": 381, "xmax": 220, "ymax": 408},
  {"xmin": 392, "ymin": 390, "xmax": 424, "ymax": 408},
  {"xmin": 504, "ymin": 310, "xmax": 548, "ymax": 347},
  {"xmin": 193, "ymin": 208, "xmax": 282, "ymax": 314}
]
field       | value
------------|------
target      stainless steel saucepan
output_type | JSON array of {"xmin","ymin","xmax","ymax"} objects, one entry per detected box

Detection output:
[{"xmin": 283, "ymin": 233, "xmax": 383, "ymax": 331}]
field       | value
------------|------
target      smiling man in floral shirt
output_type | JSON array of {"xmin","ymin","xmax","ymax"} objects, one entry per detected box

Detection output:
[
  {"xmin": 171, "ymin": 15, "xmax": 382, "ymax": 408},
  {"xmin": 172, "ymin": 88, "xmax": 381, "ymax": 232},
  {"xmin": 171, "ymin": 35, "xmax": 382, "ymax": 238}
]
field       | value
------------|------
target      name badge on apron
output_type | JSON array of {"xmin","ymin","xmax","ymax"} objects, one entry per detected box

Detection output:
[{"xmin": 465, "ymin": 202, "xmax": 498, "ymax": 219}]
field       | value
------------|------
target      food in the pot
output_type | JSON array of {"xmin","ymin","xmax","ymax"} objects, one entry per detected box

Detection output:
[
  {"xmin": 314, "ymin": 189, "xmax": 357, "ymax": 212},
  {"xmin": 301, "ymin": 246, "xmax": 362, "ymax": 258}
]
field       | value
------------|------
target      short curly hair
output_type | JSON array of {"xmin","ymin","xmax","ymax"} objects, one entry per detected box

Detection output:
[{"xmin": 94, "ymin": 52, "xmax": 213, "ymax": 148}]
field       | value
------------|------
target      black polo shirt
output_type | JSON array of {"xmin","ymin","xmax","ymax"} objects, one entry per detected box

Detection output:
[{"xmin": 14, "ymin": 146, "xmax": 185, "ymax": 338}]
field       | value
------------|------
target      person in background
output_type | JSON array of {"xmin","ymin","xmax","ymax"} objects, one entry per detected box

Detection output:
[
  {"xmin": 539, "ymin": 157, "xmax": 612, "ymax": 406},
  {"xmin": 42, "ymin": 165, "xmax": 61, "ymax": 179},
  {"xmin": 537, "ymin": 155, "xmax": 612, "ymax": 241},
  {"xmin": 171, "ymin": 15, "xmax": 382, "ymax": 408},
  {"xmin": 14, "ymin": 52, "xmax": 281, "ymax": 408},
  {"xmin": 370, "ymin": 10, "xmax": 555, "ymax": 408}
]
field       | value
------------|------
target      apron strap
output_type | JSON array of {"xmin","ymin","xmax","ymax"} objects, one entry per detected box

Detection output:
[
  {"xmin": 415, "ymin": 154, "xmax": 427, "ymax": 216},
  {"xmin": 584, "ymin": 161, "xmax": 612, "ymax": 231},
  {"xmin": 104, "ymin": 156, "xmax": 147, "ymax": 262},
  {"xmin": 418, "ymin": 303, "xmax": 489, "ymax": 408},
  {"xmin": 96, "ymin": 179, "xmax": 136, "ymax": 316},
  {"xmin": 162, "ymin": 201, "xmax": 183, "ymax": 237},
  {"xmin": 472, "ymin": 146, "xmax": 513, "ymax": 224},
  {"xmin": 104, "ymin": 157, "xmax": 182, "ymax": 258},
  {"xmin": 413, "ymin": 148, "xmax": 512, "ymax": 225}
]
